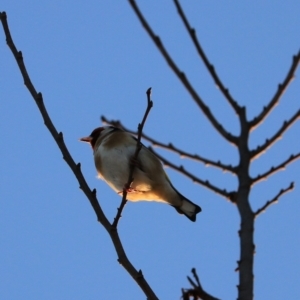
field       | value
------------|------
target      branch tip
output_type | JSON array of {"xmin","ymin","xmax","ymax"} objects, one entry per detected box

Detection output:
[
  {"xmin": 250, "ymin": 51, "xmax": 300, "ymax": 128},
  {"xmin": 57, "ymin": 132, "xmax": 63, "ymax": 140},
  {"xmin": 182, "ymin": 268, "xmax": 220, "ymax": 300},
  {"xmin": 0, "ymin": 11, "xmax": 7, "ymax": 18},
  {"xmin": 137, "ymin": 270, "xmax": 144, "ymax": 278},
  {"xmin": 17, "ymin": 50, "xmax": 22, "ymax": 59},
  {"xmin": 251, "ymin": 110, "xmax": 300, "ymax": 160},
  {"xmin": 254, "ymin": 182, "xmax": 294, "ymax": 218},
  {"xmin": 36, "ymin": 93, "xmax": 43, "ymax": 104},
  {"xmin": 146, "ymin": 87, "xmax": 152, "ymax": 96}
]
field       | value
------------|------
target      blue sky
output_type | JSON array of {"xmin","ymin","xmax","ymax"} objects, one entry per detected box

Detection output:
[{"xmin": 1, "ymin": 1, "xmax": 299, "ymax": 299}]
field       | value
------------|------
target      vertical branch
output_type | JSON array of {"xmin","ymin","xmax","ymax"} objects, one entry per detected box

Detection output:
[
  {"xmin": 235, "ymin": 108, "xmax": 254, "ymax": 300},
  {"xmin": 112, "ymin": 88, "xmax": 153, "ymax": 227}
]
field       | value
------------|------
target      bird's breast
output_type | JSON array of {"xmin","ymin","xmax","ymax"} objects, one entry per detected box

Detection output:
[{"xmin": 94, "ymin": 142, "xmax": 134, "ymax": 192}]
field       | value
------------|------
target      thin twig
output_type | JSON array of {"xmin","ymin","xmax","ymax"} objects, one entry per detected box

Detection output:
[
  {"xmin": 148, "ymin": 147, "xmax": 236, "ymax": 202},
  {"xmin": 254, "ymin": 182, "xmax": 294, "ymax": 218},
  {"xmin": 112, "ymin": 88, "xmax": 153, "ymax": 228},
  {"xmin": 249, "ymin": 50, "xmax": 300, "ymax": 130},
  {"xmin": 173, "ymin": 0, "xmax": 241, "ymax": 114},
  {"xmin": 251, "ymin": 109, "xmax": 300, "ymax": 160},
  {"xmin": 128, "ymin": 0, "xmax": 238, "ymax": 145},
  {"xmin": 251, "ymin": 153, "xmax": 300, "ymax": 185},
  {"xmin": 101, "ymin": 116, "xmax": 237, "ymax": 174},
  {"xmin": 0, "ymin": 12, "xmax": 158, "ymax": 300},
  {"xmin": 182, "ymin": 268, "xmax": 220, "ymax": 300}
]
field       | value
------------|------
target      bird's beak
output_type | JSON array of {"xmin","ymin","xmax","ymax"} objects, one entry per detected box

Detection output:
[{"xmin": 79, "ymin": 136, "xmax": 92, "ymax": 143}]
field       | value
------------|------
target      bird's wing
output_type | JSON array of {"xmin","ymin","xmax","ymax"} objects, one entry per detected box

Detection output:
[{"xmin": 130, "ymin": 136, "xmax": 173, "ymax": 185}]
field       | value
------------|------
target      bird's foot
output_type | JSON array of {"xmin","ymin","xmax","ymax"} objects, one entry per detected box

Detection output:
[{"xmin": 118, "ymin": 187, "xmax": 136, "ymax": 194}]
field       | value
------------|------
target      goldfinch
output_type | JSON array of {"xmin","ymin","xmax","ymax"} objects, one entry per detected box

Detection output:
[{"xmin": 80, "ymin": 126, "xmax": 201, "ymax": 222}]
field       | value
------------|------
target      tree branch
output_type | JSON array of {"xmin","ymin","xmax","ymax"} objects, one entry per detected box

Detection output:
[
  {"xmin": 128, "ymin": 0, "xmax": 238, "ymax": 145},
  {"xmin": 250, "ymin": 109, "xmax": 300, "ymax": 160},
  {"xmin": 254, "ymin": 182, "xmax": 294, "ymax": 218},
  {"xmin": 149, "ymin": 147, "xmax": 236, "ymax": 202},
  {"xmin": 251, "ymin": 153, "xmax": 300, "ymax": 185},
  {"xmin": 112, "ymin": 88, "xmax": 153, "ymax": 227},
  {"xmin": 249, "ymin": 50, "xmax": 300, "ymax": 130},
  {"xmin": 173, "ymin": 0, "xmax": 241, "ymax": 115},
  {"xmin": 101, "ymin": 116, "xmax": 237, "ymax": 174},
  {"xmin": 181, "ymin": 268, "xmax": 220, "ymax": 300},
  {"xmin": 0, "ymin": 11, "xmax": 158, "ymax": 300}
]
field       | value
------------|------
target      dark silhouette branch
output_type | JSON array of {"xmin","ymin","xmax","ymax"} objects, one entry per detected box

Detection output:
[
  {"xmin": 0, "ymin": 12, "xmax": 108, "ymax": 227},
  {"xmin": 251, "ymin": 153, "xmax": 300, "ymax": 185},
  {"xmin": 3, "ymin": 3, "xmax": 299, "ymax": 299},
  {"xmin": 123, "ymin": 4, "xmax": 299, "ymax": 299},
  {"xmin": 254, "ymin": 182, "xmax": 294, "ymax": 218},
  {"xmin": 251, "ymin": 109, "xmax": 300, "ymax": 160},
  {"xmin": 173, "ymin": 0, "xmax": 241, "ymax": 114},
  {"xmin": 181, "ymin": 268, "xmax": 220, "ymax": 300},
  {"xmin": 249, "ymin": 50, "xmax": 300, "ymax": 130},
  {"xmin": 127, "ymin": 3, "xmax": 300, "ymax": 300},
  {"xmin": 128, "ymin": 0, "xmax": 238, "ymax": 145},
  {"xmin": 112, "ymin": 88, "xmax": 153, "ymax": 228},
  {"xmin": 233, "ymin": 108, "xmax": 255, "ymax": 299},
  {"xmin": 149, "ymin": 147, "xmax": 236, "ymax": 202},
  {"xmin": 101, "ymin": 116, "xmax": 237, "ymax": 174},
  {"xmin": 0, "ymin": 11, "xmax": 158, "ymax": 300}
]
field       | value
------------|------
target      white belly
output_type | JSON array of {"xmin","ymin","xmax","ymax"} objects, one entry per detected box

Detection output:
[
  {"xmin": 94, "ymin": 144, "xmax": 168, "ymax": 203},
  {"xmin": 95, "ymin": 145, "xmax": 132, "ymax": 191}
]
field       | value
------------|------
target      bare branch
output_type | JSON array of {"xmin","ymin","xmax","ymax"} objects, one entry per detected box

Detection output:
[
  {"xmin": 249, "ymin": 50, "xmax": 300, "ymax": 129},
  {"xmin": 149, "ymin": 147, "xmax": 236, "ymax": 202},
  {"xmin": 128, "ymin": 0, "xmax": 238, "ymax": 145},
  {"xmin": 182, "ymin": 268, "xmax": 220, "ymax": 300},
  {"xmin": 251, "ymin": 153, "xmax": 300, "ymax": 185},
  {"xmin": 254, "ymin": 182, "xmax": 294, "ymax": 218},
  {"xmin": 102, "ymin": 116, "xmax": 237, "ymax": 174},
  {"xmin": 173, "ymin": 0, "xmax": 241, "ymax": 114},
  {"xmin": 251, "ymin": 109, "xmax": 300, "ymax": 160},
  {"xmin": 0, "ymin": 12, "xmax": 158, "ymax": 300},
  {"xmin": 0, "ymin": 11, "xmax": 108, "ymax": 226},
  {"xmin": 112, "ymin": 88, "xmax": 153, "ymax": 227}
]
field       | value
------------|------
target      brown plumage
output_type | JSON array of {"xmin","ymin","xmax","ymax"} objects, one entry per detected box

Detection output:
[{"xmin": 80, "ymin": 126, "xmax": 201, "ymax": 221}]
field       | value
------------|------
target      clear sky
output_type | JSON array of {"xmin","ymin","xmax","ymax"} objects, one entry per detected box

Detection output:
[{"xmin": 1, "ymin": 1, "xmax": 299, "ymax": 299}]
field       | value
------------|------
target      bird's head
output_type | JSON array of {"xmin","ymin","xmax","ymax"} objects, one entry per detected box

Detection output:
[{"xmin": 79, "ymin": 126, "xmax": 117, "ymax": 149}]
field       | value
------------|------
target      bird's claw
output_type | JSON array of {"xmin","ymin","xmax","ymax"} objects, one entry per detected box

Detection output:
[{"xmin": 118, "ymin": 187, "xmax": 136, "ymax": 194}]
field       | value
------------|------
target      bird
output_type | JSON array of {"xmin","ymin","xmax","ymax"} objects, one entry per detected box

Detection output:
[{"xmin": 80, "ymin": 126, "xmax": 201, "ymax": 222}]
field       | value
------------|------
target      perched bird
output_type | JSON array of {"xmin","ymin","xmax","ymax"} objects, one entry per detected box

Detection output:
[{"xmin": 80, "ymin": 126, "xmax": 201, "ymax": 221}]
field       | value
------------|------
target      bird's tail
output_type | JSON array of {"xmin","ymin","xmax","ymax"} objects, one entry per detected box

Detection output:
[{"xmin": 173, "ymin": 194, "xmax": 202, "ymax": 222}]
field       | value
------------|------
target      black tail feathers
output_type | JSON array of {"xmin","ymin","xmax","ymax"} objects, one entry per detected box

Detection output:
[{"xmin": 173, "ymin": 197, "xmax": 202, "ymax": 222}]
